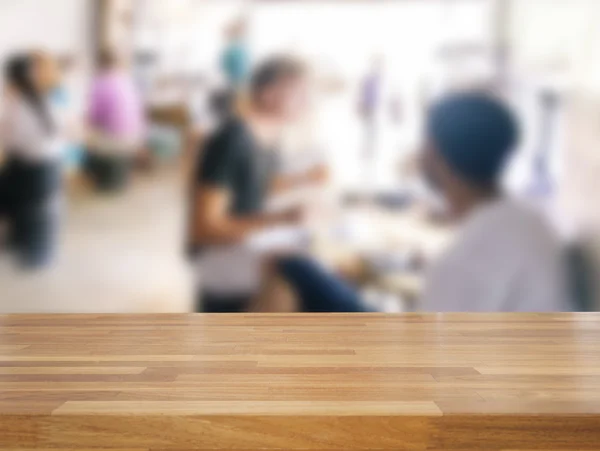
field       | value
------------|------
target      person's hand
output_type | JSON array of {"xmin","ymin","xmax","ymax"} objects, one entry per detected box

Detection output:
[
  {"xmin": 278, "ymin": 205, "xmax": 308, "ymax": 225},
  {"xmin": 306, "ymin": 164, "xmax": 329, "ymax": 185}
]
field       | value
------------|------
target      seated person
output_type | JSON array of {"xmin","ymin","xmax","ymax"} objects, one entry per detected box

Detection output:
[
  {"xmin": 277, "ymin": 92, "xmax": 571, "ymax": 312},
  {"xmin": 190, "ymin": 56, "xmax": 361, "ymax": 313},
  {"xmin": 85, "ymin": 48, "xmax": 144, "ymax": 192}
]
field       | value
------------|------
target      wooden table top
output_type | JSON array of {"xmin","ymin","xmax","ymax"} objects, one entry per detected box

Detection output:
[{"xmin": 1, "ymin": 313, "xmax": 600, "ymax": 450}]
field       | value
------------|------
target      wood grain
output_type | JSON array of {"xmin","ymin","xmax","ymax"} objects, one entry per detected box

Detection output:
[{"xmin": 0, "ymin": 313, "xmax": 599, "ymax": 450}]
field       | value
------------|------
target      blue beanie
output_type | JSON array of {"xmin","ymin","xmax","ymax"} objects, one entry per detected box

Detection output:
[{"xmin": 427, "ymin": 92, "xmax": 519, "ymax": 184}]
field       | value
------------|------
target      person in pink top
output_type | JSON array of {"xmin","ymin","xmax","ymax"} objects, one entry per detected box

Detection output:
[{"xmin": 85, "ymin": 49, "xmax": 145, "ymax": 192}]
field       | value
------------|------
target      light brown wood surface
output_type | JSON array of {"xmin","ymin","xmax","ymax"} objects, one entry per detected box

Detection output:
[{"xmin": 0, "ymin": 313, "xmax": 599, "ymax": 450}]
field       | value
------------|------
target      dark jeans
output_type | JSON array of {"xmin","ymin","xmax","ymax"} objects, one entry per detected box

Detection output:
[
  {"xmin": 85, "ymin": 152, "xmax": 131, "ymax": 193},
  {"xmin": 2, "ymin": 156, "xmax": 61, "ymax": 268},
  {"xmin": 11, "ymin": 199, "xmax": 58, "ymax": 268},
  {"xmin": 196, "ymin": 257, "xmax": 372, "ymax": 313},
  {"xmin": 276, "ymin": 256, "xmax": 374, "ymax": 313}
]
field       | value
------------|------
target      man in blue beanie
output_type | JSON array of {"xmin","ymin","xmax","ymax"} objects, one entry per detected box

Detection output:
[
  {"xmin": 418, "ymin": 92, "xmax": 569, "ymax": 311},
  {"xmin": 274, "ymin": 92, "xmax": 570, "ymax": 312},
  {"xmin": 422, "ymin": 92, "xmax": 518, "ymax": 210}
]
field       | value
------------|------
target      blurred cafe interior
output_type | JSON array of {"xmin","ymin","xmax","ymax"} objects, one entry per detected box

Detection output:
[{"xmin": 0, "ymin": 0, "xmax": 599, "ymax": 314}]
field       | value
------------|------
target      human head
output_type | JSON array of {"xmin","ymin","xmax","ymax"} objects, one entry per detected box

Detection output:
[
  {"xmin": 227, "ymin": 19, "xmax": 246, "ymax": 42},
  {"xmin": 57, "ymin": 54, "xmax": 78, "ymax": 74},
  {"xmin": 421, "ymin": 91, "xmax": 519, "ymax": 217},
  {"xmin": 97, "ymin": 48, "xmax": 119, "ymax": 71},
  {"xmin": 249, "ymin": 55, "xmax": 308, "ymax": 121},
  {"xmin": 5, "ymin": 54, "xmax": 33, "ymax": 95},
  {"xmin": 31, "ymin": 51, "xmax": 61, "ymax": 92},
  {"xmin": 4, "ymin": 53, "xmax": 54, "ymax": 132}
]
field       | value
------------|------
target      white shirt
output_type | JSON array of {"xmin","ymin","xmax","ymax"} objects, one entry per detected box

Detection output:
[
  {"xmin": 422, "ymin": 199, "xmax": 570, "ymax": 312},
  {"xmin": 196, "ymin": 244, "xmax": 263, "ymax": 296},
  {"xmin": 196, "ymin": 226, "xmax": 310, "ymax": 296},
  {"xmin": 2, "ymin": 96, "xmax": 64, "ymax": 162}
]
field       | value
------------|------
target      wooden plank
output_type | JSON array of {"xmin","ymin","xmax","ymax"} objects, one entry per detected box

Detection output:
[
  {"xmin": 0, "ymin": 367, "xmax": 146, "ymax": 375},
  {"xmin": 53, "ymin": 400, "xmax": 442, "ymax": 416}
]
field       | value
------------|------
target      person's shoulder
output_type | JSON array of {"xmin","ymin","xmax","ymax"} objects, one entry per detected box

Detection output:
[
  {"xmin": 92, "ymin": 73, "xmax": 110, "ymax": 87},
  {"xmin": 221, "ymin": 116, "xmax": 248, "ymax": 136},
  {"xmin": 12, "ymin": 96, "xmax": 39, "ymax": 122},
  {"xmin": 205, "ymin": 117, "xmax": 249, "ymax": 149},
  {"xmin": 490, "ymin": 199, "xmax": 556, "ymax": 235},
  {"xmin": 467, "ymin": 198, "xmax": 534, "ymax": 228},
  {"xmin": 94, "ymin": 72, "xmax": 129, "ymax": 89},
  {"xmin": 464, "ymin": 198, "xmax": 560, "ymax": 253}
]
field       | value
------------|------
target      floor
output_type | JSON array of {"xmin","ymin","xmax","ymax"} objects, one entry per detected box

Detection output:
[{"xmin": 0, "ymin": 169, "xmax": 193, "ymax": 313}]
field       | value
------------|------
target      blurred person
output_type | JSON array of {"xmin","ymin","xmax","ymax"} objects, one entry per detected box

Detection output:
[
  {"xmin": 85, "ymin": 48, "xmax": 144, "ymax": 192},
  {"xmin": 222, "ymin": 19, "xmax": 250, "ymax": 92},
  {"xmin": 1, "ymin": 52, "xmax": 65, "ymax": 267},
  {"xmin": 274, "ymin": 92, "xmax": 570, "ymax": 312},
  {"xmin": 358, "ymin": 55, "xmax": 384, "ymax": 197},
  {"xmin": 211, "ymin": 20, "xmax": 251, "ymax": 122},
  {"xmin": 419, "ymin": 92, "xmax": 569, "ymax": 311},
  {"xmin": 189, "ymin": 56, "xmax": 329, "ymax": 313},
  {"xmin": 52, "ymin": 55, "xmax": 86, "ymax": 174}
]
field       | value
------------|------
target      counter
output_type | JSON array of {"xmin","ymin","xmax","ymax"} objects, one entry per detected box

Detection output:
[{"xmin": 1, "ymin": 313, "xmax": 599, "ymax": 450}]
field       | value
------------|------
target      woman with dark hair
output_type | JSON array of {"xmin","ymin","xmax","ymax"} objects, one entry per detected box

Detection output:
[{"xmin": 1, "ymin": 52, "xmax": 65, "ymax": 268}]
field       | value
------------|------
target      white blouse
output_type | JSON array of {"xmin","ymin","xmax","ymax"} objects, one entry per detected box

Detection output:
[{"xmin": 1, "ymin": 95, "xmax": 64, "ymax": 162}]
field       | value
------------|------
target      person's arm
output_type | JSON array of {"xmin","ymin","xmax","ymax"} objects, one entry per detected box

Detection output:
[
  {"xmin": 192, "ymin": 130, "xmax": 301, "ymax": 246},
  {"xmin": 194, "ymin": 185, "xmax": 299, "ymax": 245},
  {"xmin": 0, "ymin": 88, "xmax": 17, "ymax": 143},
  {"xmin": 270, "ymin": 164, "xmax": 329, "ymax": 195}
]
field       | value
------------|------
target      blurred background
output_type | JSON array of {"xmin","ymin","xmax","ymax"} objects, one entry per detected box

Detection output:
[{"xmin": 0, "ymin": 0, "xmax": 598, "ymax": 313}]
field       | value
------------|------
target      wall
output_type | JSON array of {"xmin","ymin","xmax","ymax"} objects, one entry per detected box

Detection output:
[
  {"xmin": 0, "ymin": 0, "xmax": 94, "ymax": 120},
  {"xmin": 0, "ymin": 0, "xmax": 92, "ymax": 59},
  {"xmin": 508, "ymin": 0, "xmax": 600, "ymax": 308}
]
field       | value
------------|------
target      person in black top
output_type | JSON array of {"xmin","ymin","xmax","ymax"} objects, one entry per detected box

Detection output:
[{"xmin": 190, "ymin": 56, "xmax": 327, "ymax": 312}]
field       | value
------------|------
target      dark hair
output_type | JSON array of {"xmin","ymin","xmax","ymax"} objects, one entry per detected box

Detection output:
[
  {"xmin": 4, "ymin": 54, "xmax": 54, "ymax": 133},
  {"xmin": 250, "ymin": 56, "xmax": 305, "ymax": 100},
  {"xmin": 97, "ymin": 48, "xmax": 118, "ymax": 70}
]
